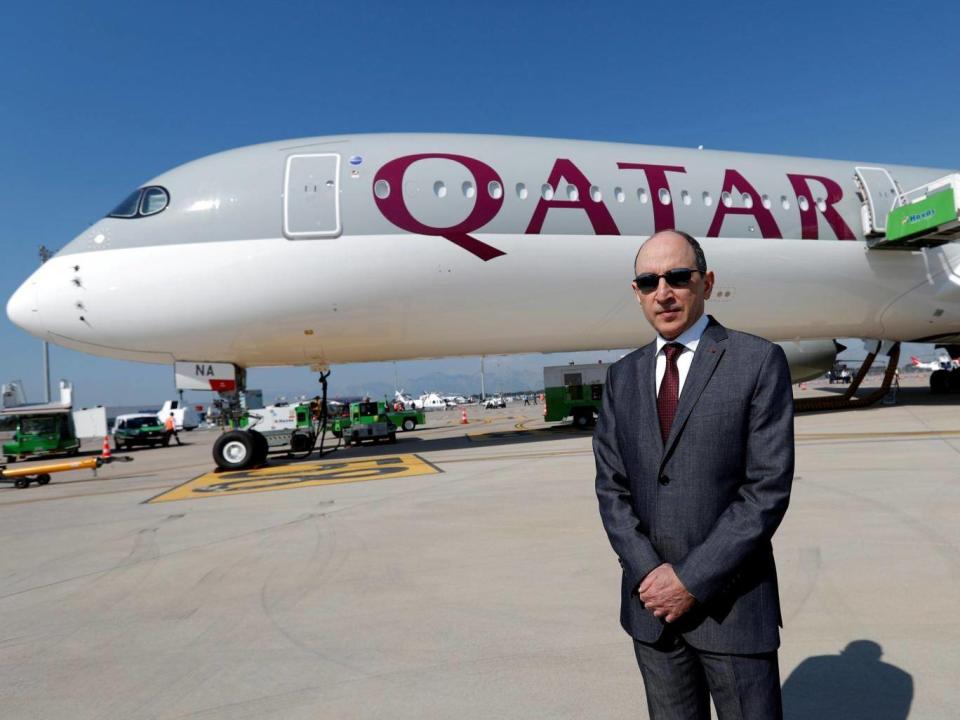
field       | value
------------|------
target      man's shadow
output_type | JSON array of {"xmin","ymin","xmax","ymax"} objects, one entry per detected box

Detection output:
[{"xmin": 782, "ymin": 640, "xmax": 912, "ymax": 720}]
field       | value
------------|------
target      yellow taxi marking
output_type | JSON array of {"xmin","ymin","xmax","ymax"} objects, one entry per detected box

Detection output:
[{"xmin": 145, "ymin": 454, "xmax": 441, "ymax": 503}]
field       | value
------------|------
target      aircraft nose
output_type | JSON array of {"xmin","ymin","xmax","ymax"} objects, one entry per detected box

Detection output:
[{"xmin": 6, "ymin": 277, "xmax": 41, "ymax": 336}]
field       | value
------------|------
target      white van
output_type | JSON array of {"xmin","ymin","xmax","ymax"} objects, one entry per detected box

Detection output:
[{"xmin": 157, "ymin": 400, "xmax": 200, "ymax": 431}]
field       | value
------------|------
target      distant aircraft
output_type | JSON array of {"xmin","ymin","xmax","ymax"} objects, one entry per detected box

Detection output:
[
  {"xmin": 7, "ymin": 133, "xmax": 960, "ymax": 395},
  {"xmin": 909, "ymin": 353, "xmax": 960, "ymax": 371}
]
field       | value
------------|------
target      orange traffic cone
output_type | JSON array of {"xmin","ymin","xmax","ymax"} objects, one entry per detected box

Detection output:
[
  {"xmin": 460, "ymin": 408, "xmax": 469, "ymax": 424},
  {"xmin": 101, "ymin": 435, "xmax": 112, "ymax": 459}
]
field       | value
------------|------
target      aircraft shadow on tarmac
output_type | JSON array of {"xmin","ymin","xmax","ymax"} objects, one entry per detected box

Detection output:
[
  {"xmin": 814, "ymin": 385, "xmax": 960, "ymax": 407},
  {"xmin": 781, "ymin": 640, "xmax": 913, "ymax": 720},
  {"xmin": 266, "ymin": 422, "xmax": 591, "ymax": 463}
]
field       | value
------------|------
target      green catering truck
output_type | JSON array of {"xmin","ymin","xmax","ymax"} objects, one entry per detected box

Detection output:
[
  {"xmin": 543, "ymin": 362, "xmax": 608, "ymax": 428},
  {"xmin": 1, "ymin": 407, "xmax": 81, "ymax": 462},
  {"xmin": 330, "ymin": 401, "xmax": 425, "ymax": 437}
]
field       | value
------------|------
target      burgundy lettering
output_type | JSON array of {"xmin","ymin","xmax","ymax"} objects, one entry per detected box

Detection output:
[
  {"xmin": 786, "ymin": 174, "xmax": 856, "ymax": 240},
  {"xmin": 373, "ymin": 154, "xmax": 505, "ymax": 260},
  {"xmin": 616, "ymin": 163, "xmax": 687, "ymax": 232},
  {"xmin": 706, "ymin": 169, "xmax": 782, "ymax": 238},
  {"xmin": 525, "ymin": 159, "xmax": 619, "ymax": 235}
]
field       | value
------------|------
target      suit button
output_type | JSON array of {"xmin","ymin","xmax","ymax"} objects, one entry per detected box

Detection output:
[{"xmin": 658, "ymin": 475, "xmax": 670, "ymax": 486}]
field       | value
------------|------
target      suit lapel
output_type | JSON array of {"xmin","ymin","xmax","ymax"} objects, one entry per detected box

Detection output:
[
  {"xmin": 660, "ymin": 319, "xmax": 728, "ymax": 461},
  {"xmin": 635, "ymin": 343, "xmax": 663, "ymax": 455}
]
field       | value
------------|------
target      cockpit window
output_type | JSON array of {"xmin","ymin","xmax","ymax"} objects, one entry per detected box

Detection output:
[
  {"xmin": 106, "ymin": 186, "xmax": 170, "ymax": 219},
  {"xmin": 108, "ymin": 190, "xmax": 142, "ymax": 218},
  {"xmin": 140, "ymin": 187, "xmax": 169, "ymax": 216}
]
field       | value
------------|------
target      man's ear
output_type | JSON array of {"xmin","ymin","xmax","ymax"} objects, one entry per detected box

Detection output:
[
  {"xmin": 631, "ymin": 283, "xmax": 644, "ymax": 305},
  {"xmin": 703, "ymin": 271, "xmax": 715, "ymax": 299}
]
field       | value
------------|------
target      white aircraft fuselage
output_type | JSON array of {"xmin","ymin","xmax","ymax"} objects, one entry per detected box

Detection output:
[{"xmin": 7, "ymin": 134, "xmax": 960, "ymax": 373}]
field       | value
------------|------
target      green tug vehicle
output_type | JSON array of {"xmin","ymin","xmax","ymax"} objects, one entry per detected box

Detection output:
[
  {"xmin": 1, "ymin": 408, "xmax": 81, "ymax": 463},
  {"xmin": 542, "ymin": 362, "xmax": 608, "ymax": 429},
  {"xmin": 329, "ymin": 400, "xmax": 425, "ymax": 444}
]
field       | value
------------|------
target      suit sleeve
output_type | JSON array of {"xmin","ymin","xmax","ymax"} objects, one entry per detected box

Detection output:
[
  {"xmin": 673, "ymin": 343, "xmax": 794, "ymax": 605},
  {"xmin": 594, "ymin": 364, "xmax": 663, "ymax": 591}
]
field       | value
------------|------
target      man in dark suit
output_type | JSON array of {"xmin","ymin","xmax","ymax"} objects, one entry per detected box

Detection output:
[{"xmin": 594, "ymin": 230, "xmax": 794, "ymax": 719}]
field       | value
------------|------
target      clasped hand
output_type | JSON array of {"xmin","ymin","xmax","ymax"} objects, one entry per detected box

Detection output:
[{"xmin": 638, "ymin": 563, "xmax": 695, "ymax": 623}]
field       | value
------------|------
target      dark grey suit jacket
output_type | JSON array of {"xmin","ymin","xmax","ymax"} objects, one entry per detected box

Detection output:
[{"xmin": 594, "ymin": 316, "xmax": 794, "ymax": 654}]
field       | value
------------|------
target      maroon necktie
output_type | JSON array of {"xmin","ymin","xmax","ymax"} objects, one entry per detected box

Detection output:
[{"xmin": 657, "ymin": 343, "xmax": 684, "ymax": 442}]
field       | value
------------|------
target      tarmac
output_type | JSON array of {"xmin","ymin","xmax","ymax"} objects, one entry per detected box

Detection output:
[{"xmin": 0, "ymin": 378, "xmax": 957, "ymax": 719}]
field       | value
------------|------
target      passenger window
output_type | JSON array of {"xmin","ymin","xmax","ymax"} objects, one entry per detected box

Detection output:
[{"xmin": 140, "ymin": 187, "xmax": 169, "ymax": 216}]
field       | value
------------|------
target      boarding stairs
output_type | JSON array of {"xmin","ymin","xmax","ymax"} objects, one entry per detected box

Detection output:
[{"xmin": 856, "ymin": 166, "xmax": 960, "ymax": 249}]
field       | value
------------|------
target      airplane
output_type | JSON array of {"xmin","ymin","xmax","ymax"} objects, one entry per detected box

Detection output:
[
  {"xmin": 7, "ymin": 133, "xmax": 960, "ymax": 411},
  {"xmin": 909, "ymin": 353, "xmax": 960, "ymax": 371}
]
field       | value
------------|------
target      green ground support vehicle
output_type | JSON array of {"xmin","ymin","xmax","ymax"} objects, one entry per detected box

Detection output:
[
  {"xmin": 330, "ymin": 401, "xmax": 425, "ymax": 438},
  {"xmin": 1, "ymin": 408, "xmax": 81, "ymax": 463},
  {"xmin": 542, "ymin": 363, "xmax": 608, "ymax": 428},
  {"xmin": 112, "ymin": 414, "xmax": 168, "ymax": 450}
]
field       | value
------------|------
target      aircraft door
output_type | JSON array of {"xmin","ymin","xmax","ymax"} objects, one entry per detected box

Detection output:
[
  {"xmin": 854, "ymin": 166, "xmax": 901, "ymax": 236},
  {"xmin": 283, "ymin": 153, "xmax": 341, "ymax": 239}
]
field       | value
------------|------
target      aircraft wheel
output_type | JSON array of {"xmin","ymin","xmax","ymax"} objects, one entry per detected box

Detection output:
[
  {"xmin": 14, "ymin": 479, "xmax": 29, "ymax": 489},
  {"xmin": 249, "ymin": 430, "xmax": 269, "ymax": 465},
  {"xmin": 402, "ymin": 418, "xmax": 416, "ymax": 432},
  {"xmin": 37, "ymin": 474, "xmax": 51, "ymax": 486},
  {"xmin": 930, "ymin": 370, "xmax": 949, "ymax": 394},
  {"xmin": 213, "ymin": 431, "xmax": 256, "ymax": 471}
]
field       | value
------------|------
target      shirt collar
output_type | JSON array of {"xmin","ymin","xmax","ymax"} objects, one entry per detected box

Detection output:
[{"xmin": 656, "ymin": 313, "xmax": 710, "ymax": 356}]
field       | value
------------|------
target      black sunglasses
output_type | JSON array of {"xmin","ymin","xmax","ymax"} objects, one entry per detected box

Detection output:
[{"xmin": 633, "ymin": 268, "xmax": 701, "ymax": 293}]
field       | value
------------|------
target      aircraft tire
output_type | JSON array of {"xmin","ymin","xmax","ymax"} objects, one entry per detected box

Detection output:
[{"xmin": 213, "ymin": 431, "xmax": 256, "ymax": 471}]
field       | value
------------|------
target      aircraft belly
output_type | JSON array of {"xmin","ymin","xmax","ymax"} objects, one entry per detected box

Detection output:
[{"xmin": 22, "ymin": 235, "xmax": 958, "ymax": 367}]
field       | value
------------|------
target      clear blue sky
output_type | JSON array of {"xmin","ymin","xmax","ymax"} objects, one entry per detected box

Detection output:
[{"xmin": 1, "ymin": 1, "xmax": 956, "ymax": 406}]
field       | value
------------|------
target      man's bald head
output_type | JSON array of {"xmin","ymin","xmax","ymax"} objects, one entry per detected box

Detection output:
[{"xmin": 634, "ymin": 230, "xmax": 707, "ymax": 276}]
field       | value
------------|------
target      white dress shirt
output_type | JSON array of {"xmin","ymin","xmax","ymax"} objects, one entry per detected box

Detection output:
[{"xmin": 655, "ymin": 313, "xmax": 710, "ymax": 397}]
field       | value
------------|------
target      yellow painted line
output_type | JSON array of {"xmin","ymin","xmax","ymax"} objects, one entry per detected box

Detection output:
[{"xmin": 146, "ymin": 454, "xmax": 441, "ymax": 504}]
